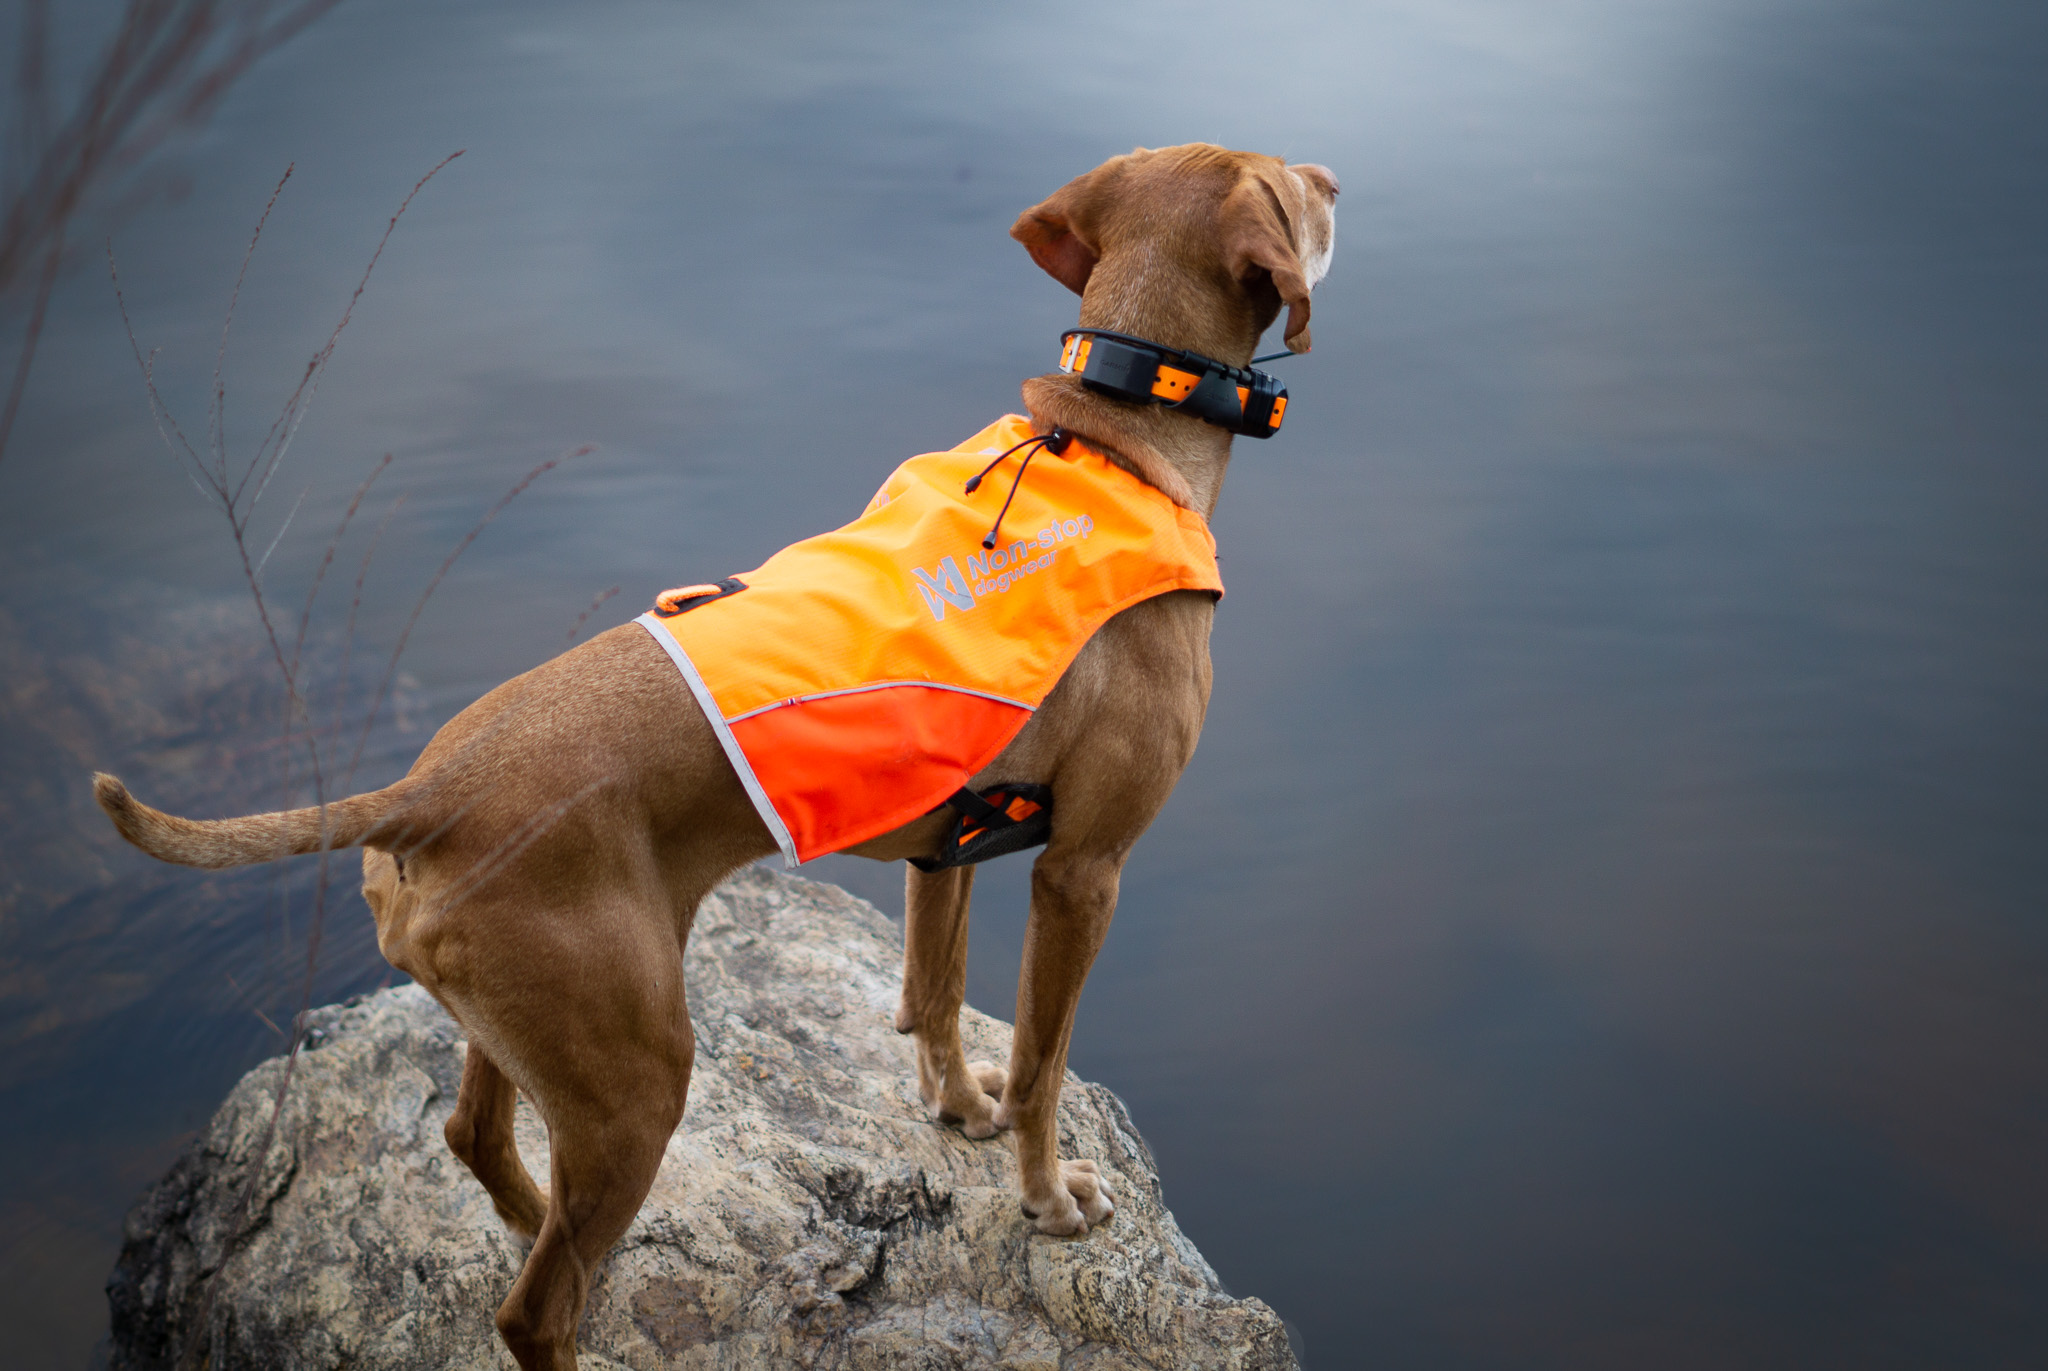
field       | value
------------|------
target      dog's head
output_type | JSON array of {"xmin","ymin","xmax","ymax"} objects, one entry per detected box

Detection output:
[{"xmin": 1011, "ymin": 144, "xmax": 1338, "ymax": 355}]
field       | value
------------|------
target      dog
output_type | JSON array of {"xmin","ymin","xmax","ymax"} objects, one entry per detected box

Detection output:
[{"xmin": 94, "ymin": 142, "xmax": 1337, "ymax": 1371}]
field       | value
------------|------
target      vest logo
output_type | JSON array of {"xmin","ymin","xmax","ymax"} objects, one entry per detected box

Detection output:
[
  {"xmin": 912, "ymin": 556, "xmax": 976, "ymax": 620},
  {"xmin": 911, "ymin": 514, "xmax": 1096, "ymax": 622}
]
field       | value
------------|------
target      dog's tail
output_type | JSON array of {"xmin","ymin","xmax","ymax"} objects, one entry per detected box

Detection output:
[{"xmin": 92, "ymin": 772, "xmax": 414, "ymax": 869}]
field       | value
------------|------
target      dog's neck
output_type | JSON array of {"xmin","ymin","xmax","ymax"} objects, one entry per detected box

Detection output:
[
  {"xmin": 1022, "ymin": 270, "xmax": 1268, "ymax": 519},
  {"xmin": 1020, "ymin": 373, "xmax": 1229, "ymax": 517}
]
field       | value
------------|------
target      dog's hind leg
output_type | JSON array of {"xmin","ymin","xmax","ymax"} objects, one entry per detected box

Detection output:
[
  {"xmin": 896, "ymin": 863, "xmax": 1006, "ymax": 1138},
  {"xmin": 445, "ymin": 1042, "xmax": 548, "ymax": 1242},
  {"xmin": 474, "ymin": 889, "xmax": 695, "ymax": 1371},
  {"xmin": 494, "ymin": 1093, "xmax": 682, "ymax": 1371}
]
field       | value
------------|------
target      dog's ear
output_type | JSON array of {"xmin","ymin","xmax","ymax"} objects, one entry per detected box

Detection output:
[
  {"xmin": 1222, "ymin": 172, "xmax": 1314, "ymax": 353},
  {"xmin": 1010, "ymin": 161, "xmax": 1120, "ymax": 296}
]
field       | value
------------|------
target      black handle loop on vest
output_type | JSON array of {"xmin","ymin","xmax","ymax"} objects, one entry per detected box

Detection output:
[{"xmin": 652, "ymin": 577, "xmax": 748, "ymax": 617}]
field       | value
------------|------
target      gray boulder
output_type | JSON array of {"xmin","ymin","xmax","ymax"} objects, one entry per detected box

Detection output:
[{"xmin": 107, "ymin": 866, "xmax": 1298, "ymax": 1370}]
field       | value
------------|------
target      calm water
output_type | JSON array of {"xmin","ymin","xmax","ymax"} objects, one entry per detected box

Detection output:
[{"xmin": 3, "ymin": 1, "xmax": 2045, "ymax": 1366}]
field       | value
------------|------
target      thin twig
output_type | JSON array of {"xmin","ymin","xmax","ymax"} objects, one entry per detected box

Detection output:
[
  {"xmin": 225, "ymin": 973, "xmax": 287, "ymax": 1041},
  {"xmin": 567, "ymin": 585, "xmax": 621, "ymax": 643},
  {"xmin": 345, "ymin": 445, "xmax": 591, "ymax": 785},
  {"xmin": 291, "ymin": 451, "xmax": 391, "ymax": 696},
  {"xmin": 253, "ymin": 482, "xmax": 308, "ymax": 579},
  {"xmin": 325, "ymin": 490, "xmax": 405, "ymax": 769},
  {"xmin": 210, "ymin": 163, "xmax": 294, "ymax": 481},
  {"xmin": 0, "ymin": 219, "xmax": 59, "ymax": 461},
  {"xmin": 239, "ymin": 149, "xmax": 463, "ymax": 512},
  {"xmin": 109, "ymin": 241, "xmax": 208, "ymax": 491},
  {"xmin": 1, "ymin": 0, "xmax": 348, "ymax": 468}
]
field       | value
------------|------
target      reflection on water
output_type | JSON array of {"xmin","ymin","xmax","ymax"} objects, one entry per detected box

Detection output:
[{"xmin": 3, "ymin": 0, "xmax": 2045, "ymax": 1366}]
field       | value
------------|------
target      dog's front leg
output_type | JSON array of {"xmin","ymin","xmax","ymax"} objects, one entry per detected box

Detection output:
[
  {"xmin": 897, "ymin": 863, "xmax": 1007, "ymax": 1137},
  {"xmin": 996, "ymin": 848, "xmax": 1121, "ymax": 1235}
]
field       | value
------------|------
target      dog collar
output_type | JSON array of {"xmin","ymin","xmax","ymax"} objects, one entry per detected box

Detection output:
[{"xmin": 1058, "ymin": 328, "xmax": 1288, "ymax": 439}]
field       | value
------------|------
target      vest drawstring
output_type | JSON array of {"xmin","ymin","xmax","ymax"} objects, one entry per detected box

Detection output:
[{"xmin": 965, "ymin": 428, "xmax": 1070, "ymax": 550}]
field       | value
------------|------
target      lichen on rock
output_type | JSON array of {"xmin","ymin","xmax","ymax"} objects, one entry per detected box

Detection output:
[{"xmin": 107, "ymin": 866, "xmax": 1299, "ymax": 1370}]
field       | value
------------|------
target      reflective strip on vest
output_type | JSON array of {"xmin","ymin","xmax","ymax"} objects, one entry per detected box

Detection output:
[{"xmin": 636, "ymin": 414, "xmax": 1224, "ymax": 864}]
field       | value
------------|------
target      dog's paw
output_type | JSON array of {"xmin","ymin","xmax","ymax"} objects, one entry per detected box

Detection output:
[
  {"xmin": 968, "ymin": 1059, "xmax": 1008, "ymax": 1098},
  {"xmin": 932, "ymin": 1060, "xmax": 1008, "ymax": 1139},
  {"xmin": 935, "ymin": 1103, "xmax": 1000, "ymax": 1140},
  {"xmin": 1021, "ymin": 1159, "xmax": 1116, "ymax": 1236}
]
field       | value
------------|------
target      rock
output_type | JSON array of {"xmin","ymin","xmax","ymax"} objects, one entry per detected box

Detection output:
[{"xmin": 106, "ymin": 867, "xmax": 1299, "ymax": 1370}]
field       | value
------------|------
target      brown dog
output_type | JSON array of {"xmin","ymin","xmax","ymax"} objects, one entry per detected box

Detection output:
[{"xmin": 93, "ymin": 142, "xmax": 1337, "ymax": 1371}]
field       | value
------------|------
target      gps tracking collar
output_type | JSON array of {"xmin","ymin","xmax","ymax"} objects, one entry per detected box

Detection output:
[{"xmin": 1058, "ymin": 328, "xmax": 1291, "ymax": 439}]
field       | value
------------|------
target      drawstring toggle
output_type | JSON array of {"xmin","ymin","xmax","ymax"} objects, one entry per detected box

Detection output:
[{"xmin": 963, "ymin": 428, "xmax": 1070, "ymax": 549}]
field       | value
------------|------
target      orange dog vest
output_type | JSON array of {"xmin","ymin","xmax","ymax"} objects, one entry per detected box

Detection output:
[{"xmin": 634, "ymin": 415, "xmax": 1224, "ymax": 864}]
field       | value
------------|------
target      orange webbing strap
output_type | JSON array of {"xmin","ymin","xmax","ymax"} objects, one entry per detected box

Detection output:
[{"xmin": 1150, "ymin": 364, "xmax": 1199, "ymax": 402}]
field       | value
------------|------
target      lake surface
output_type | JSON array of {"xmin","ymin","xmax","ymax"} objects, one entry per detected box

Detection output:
[{"xmin": 3, "ymin": 1, "xmax": 2045, "ymax": 1366}]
